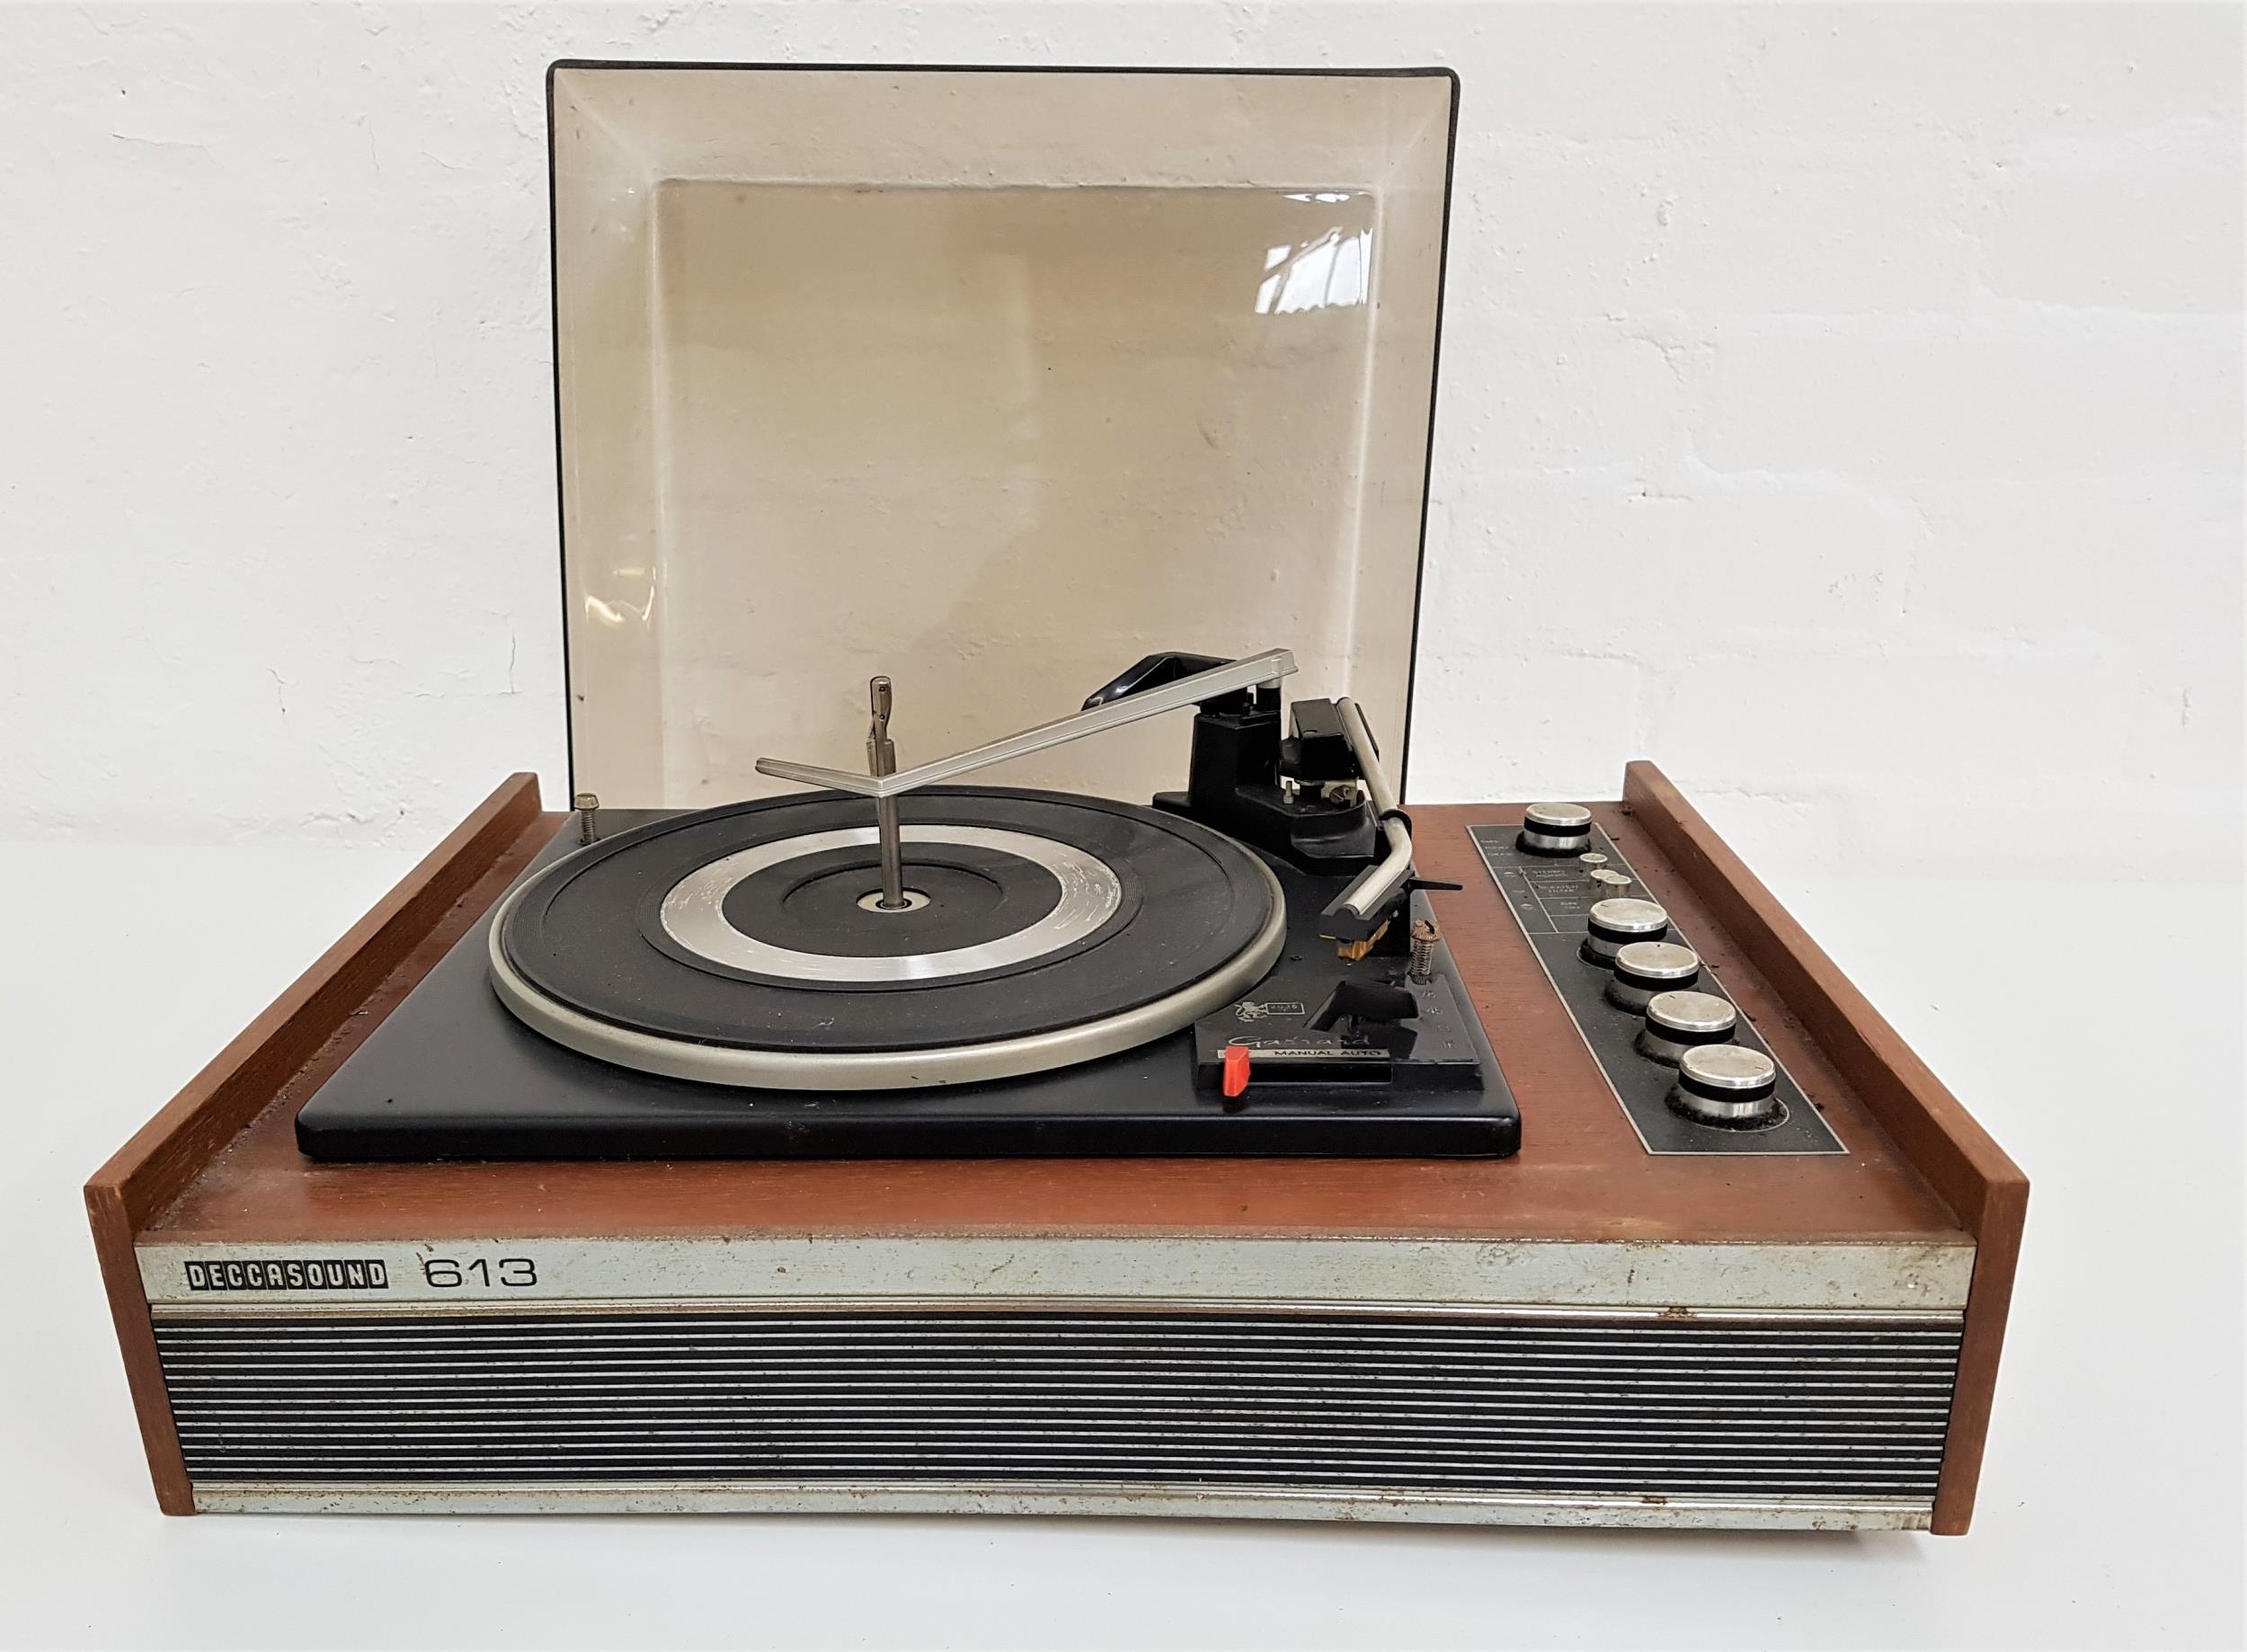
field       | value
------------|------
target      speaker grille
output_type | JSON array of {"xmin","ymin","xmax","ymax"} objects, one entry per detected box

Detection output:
[{"xmin": 157, "ymin": 1310, "xmax": 1959, "ymax": 1501}]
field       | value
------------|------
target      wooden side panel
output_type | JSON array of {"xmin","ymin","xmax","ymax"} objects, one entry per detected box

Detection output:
[
  {"xmin": 89, "ymin": 775, "xmax": 546, "ymax": 1226},
  {"xmin": 84, "ymin": 1183, "xmax": 191, "ymax": 1514},
  {"xmin": 1618, "ymin": 762, "xmax": 2023, "ymax": 1229},
  {"xmin": 1619, "ymin": 760, "xmax": 2028, "ymax": 1534},
  {"xmin": 1932, "ymin": 1177, "xmax": 2028, "ymax": 1533},
  {"xmin": 82, "ymin": 774, "xmax": 547, "ymax": 1514}
]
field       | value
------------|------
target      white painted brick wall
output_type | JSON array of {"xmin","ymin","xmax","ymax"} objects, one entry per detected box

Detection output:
[{"xmin": 1, "ymin": 3, "xmax": 2237, "ymax": 880}]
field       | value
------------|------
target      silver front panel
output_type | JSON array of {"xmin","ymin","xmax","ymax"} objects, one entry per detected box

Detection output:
[{"xmin": 138, "ymin": 1236, "xmax": 1976, "ymax": 1311}]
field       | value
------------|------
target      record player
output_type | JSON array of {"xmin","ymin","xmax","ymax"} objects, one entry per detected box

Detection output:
[
  {"xmin": 86, "ymin": 63, "xmax": 2026, "ymax": 1532},
  {"xmin": 297, "ymin": 645, "xmax": 1518, "ymax": 1160}
]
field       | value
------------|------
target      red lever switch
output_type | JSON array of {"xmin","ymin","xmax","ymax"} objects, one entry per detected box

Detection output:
[{"xmin": 1221, "ymin": 1044, "xmax": 1252, "ymax": 1099}]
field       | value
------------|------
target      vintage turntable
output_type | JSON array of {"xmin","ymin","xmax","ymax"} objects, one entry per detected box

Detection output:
[
  {"xmin": 297, "ymin": 648, "xmax": 1519, "ymax": 1159},
  {"xmin": 86, "ymin": 63, "xmax": 2024, "ymax": 1532}
]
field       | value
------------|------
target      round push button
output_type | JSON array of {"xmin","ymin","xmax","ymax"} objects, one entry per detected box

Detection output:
[
  {"xmin": 1518, "ymin": 803, "xmax": 1593, "ymax": 857},
  {"xmin": 1670, "ymin": 1044, "xmax": 1782, "ymax": 1129},
  {"xmin": 1605, "ymin": 939, "xmax": 1701, "ymax": 1012},
  {"xmin": 1580, "ymin": 897, "xmax": 1670, "ymax": 965},
  {"xmin": 1635, "ymin": 989, "xmax": 1737, "ymax": 1066}
]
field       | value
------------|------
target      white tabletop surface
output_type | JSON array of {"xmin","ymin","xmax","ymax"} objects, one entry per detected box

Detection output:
[{"xmin": 2, "ymin": 839, "xmax": 2239, "ymax": 1650}]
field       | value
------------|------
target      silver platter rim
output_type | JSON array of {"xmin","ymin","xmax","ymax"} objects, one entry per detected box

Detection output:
[{"xmin": 486, "ymin": 850, "xmax": 1285, "ymax": 1092}]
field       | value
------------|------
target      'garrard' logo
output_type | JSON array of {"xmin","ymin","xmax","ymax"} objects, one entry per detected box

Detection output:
[{"xmin": 182, "ymin": 1258, "xmax": 390, "ymax": 1292}]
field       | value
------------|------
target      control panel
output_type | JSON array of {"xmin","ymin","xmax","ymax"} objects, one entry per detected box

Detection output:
[{"xmin": 1470, "ymin": 816, "xmax": 1846, "ymax": 1157}]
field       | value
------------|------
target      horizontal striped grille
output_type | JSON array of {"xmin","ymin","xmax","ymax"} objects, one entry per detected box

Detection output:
[{"xmin": 157, "ymin": 1310, "xmax": 1961, "ymax": 1502}]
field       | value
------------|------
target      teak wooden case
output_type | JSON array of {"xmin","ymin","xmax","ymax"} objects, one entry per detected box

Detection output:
[{"xmin": 87, "ymin": 764, "xmax": 2026, "ymax": 1531}]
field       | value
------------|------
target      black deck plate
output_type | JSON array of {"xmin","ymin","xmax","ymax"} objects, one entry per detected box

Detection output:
[{"xmin": 295, "ymin": 814, "xmax": 1520, "ymax": 1161}]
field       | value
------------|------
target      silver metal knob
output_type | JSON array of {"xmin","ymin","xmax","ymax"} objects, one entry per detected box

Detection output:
[
  {"xmin": 1580, "ymin": 897, "xmax": 1669, "ymax": 965},
  {"xmin": 1670, "ymin": 1044, "xmax": 1781, "ymax": 1128},
  {"xmin": 1518, "ymin": 802, "xmax": 1593, "ymax": 857},
  {"xmin": 1636, "ymin": 989, "xmax": 1737, "ymax": 1066},
  {"xmin": 1605, "ymin": 940, "xmax": 1701, "ymax": 1012}
]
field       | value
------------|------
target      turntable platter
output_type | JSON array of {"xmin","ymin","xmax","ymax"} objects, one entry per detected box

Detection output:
[{"xmin": 488, "ymin": 786, "xmax": 1284, "ymax": 1089}]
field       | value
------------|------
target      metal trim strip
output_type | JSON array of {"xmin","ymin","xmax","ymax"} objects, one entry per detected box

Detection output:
[
  {"xmin": 191, "ymin": 1479, "xmax": 1933, "ymax": 1528},
  {"xmin": 137, "ymin": 1238, "xmax": 1976, "ymax": 1310}
]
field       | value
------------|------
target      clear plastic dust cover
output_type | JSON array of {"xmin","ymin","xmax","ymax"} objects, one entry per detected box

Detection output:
[{"xmin": 550, "ymin": 64, "xmax": 1455, "ymax": 808}]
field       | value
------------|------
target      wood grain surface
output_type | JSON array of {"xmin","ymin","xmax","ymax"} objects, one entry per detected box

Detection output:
[
  {"xmin": 83, "ymin": 774, "xmax": 545, "ymax": 1515},
  {"xmin": 142, "ymin": 792, "xmax": 1966, "ymax": 1248},
  {"xmin": 95, "ymin": 766, "xmax": 2025, "ymax": 1531},
  {"xmin": 1617, "ymin": 762, "xmax": 2028, "ymax": 1534}
]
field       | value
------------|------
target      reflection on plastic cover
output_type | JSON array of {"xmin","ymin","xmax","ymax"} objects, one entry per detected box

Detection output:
[{"xmin": 1257, "ymin": 194, "xmax": 1373, "ymax": 316}]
